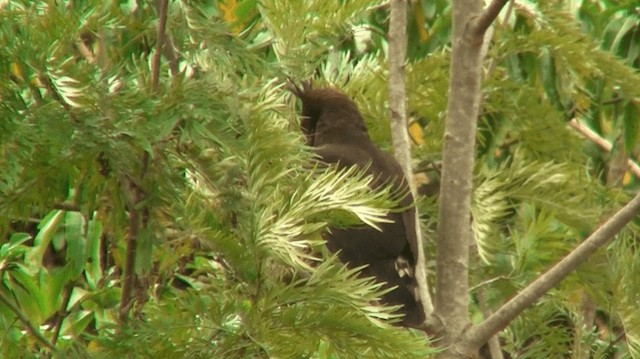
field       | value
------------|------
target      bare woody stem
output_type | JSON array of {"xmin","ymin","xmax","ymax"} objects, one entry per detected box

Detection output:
[
  {"xmin": 471, "ymin": 0, "xmax": 510, "ymax": 38},
  {"xmin": 388, "ymin": 0, "xmax": 411, "ymax": 176},
  {"xmin": 118, "ymin": 178, "xmax": 142, "ymax": 323},
  {"xmin": 465, "ymin": 191, "xmax": 640, "ymax": 347},
  {"xmin": 387, "ymin": 0, "xmax": 435, "ymax": 319},
  {"xmin": 569, "ymin": 118, "xmax": 640, "ymax": 178},
  {"xmin": 163, "ymin": 35, "xmax": 180, "ymax": 77},
  {"xmin": 433, "ymin": 0, "xmax": 524, "ymax": 354},
  {"xmin": 50, "ymin": 285, "xmax": 74, "ymax": 348},
  {"xmin": 151, "ymin": 0, "xmax": 169, "ymax": 92}
]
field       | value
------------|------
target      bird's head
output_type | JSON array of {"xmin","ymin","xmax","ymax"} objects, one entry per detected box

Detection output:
[{"xmin": 288, "ymin": 80, "xmax": 368, "ymax": 146}]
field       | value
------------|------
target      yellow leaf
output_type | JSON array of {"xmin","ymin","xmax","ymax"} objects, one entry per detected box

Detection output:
[
  {"xmin": 219, "ymin": 0, "xmax": 239, "ymax": 33},
  {"xmin": 412, "ymin": 2, "xmax": 429, "ymax": 43},
  {"xmin": 11, "ymin": 61, "xmax": 24, "ymax": 81},
  {"xmin": 623, "ymin": 170, "xmax": 632, "ymax": 186},
  {"xmin": 408, "ymin": 121, "xmax": 425, "ymax": 145},
  {"xmin": 87, "ymin": 340, "xmax": 101, "ymax": 352}
]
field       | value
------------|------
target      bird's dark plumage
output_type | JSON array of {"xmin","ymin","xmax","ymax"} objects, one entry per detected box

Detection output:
[{"xmin": 289, "ymin": 81, "xmax": 425, "ymax": 328}]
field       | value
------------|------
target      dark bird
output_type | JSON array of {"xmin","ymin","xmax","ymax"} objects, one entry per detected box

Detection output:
[{"xmin": 289, "ymin": 81, "xmax": 425, "ymax": 328}]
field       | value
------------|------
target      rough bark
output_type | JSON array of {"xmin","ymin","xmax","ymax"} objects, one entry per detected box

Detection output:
[
  {"xmin": 388, "ymin": 0, "xmax": 434, "ymax": 319},
  {"xmin": 427, "ymin": 0, "xmax": 639, "ymax": 357},
  {"xmin": 433, "ymin": 0, "xmax": 508, "ymax": 356},
  {"xmin": 433, "ymin": 0, "xmax": 483, "ymax": 353}
]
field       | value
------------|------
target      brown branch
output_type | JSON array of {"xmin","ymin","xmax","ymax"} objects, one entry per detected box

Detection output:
[
  {"xmin": 50, "ymin": 284, "xmax": 74, "ymax": 348},
  {"xmin": 471, "ymin": 0, "xmax": 510, "ymax": 38},
  {"xmin": 464, "ymin": 190, "xmax": 640, "ymax": 347},
  {"xmin": 485, "ymin": 0, "xmax": 515, "ymax": 78},
  {"xmin": 498, "ymin": 137, "xmax": 519, "ymax": 150},
  {"xmin": 388, "ymin": 0, "xmax": 410, "ymax": 176},
  {"xmin": 432, "ymin": 0, "xmax": 486, "ymax": 353},
  {"xmin": 569, "ymin": 118, "xmax": 640, "ymax": 178},
  {"xmin": 0, "ymin": 289, "xmax": 59, "ymax": 354},
  {"xmin": 53, "ymin": 201, "xmax": 81, "ymax": 212},
  {"xmin": 119, "ymin": 146, "xmax": 151, "ymax": 323},
  {"xmin": 388, "ymin": 0, "xmax": 434, "ymax": 320},
  {"xmin": 77, "ymin": 38, "xmax": 96, "ymax": 64},
  {"xmin": 163, "ymin": 35, "xmax": 180, "ymax": 77},
  {"xmin": 477, "ymin": 290, "xmax": 504, "ymax": 359},
  {"xmin": 151, "ymin": 0, "xmax": 169, "ymax": 92},
  {"xmin": 602, "ymin": 97, "xmax": 625, "ymax": 106},
  {"xmin": 118, "ymin": 178, "xmax": 142, "ymax": 323}
]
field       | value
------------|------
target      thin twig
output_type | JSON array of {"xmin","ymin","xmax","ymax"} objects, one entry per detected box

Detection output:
[
  {"xmin": 77, "ymin": 38, "xmax": 96, "ymax": 64},
  {"xmin": 0, "ymin": 290, "xmax": 59, "ymax": 354},
  {"xmin": 96, "ymin": 30, "xmax": 107, "ymax": 69},
  {"xmin": 465, "ymin": 190, "xmax": 640, "ymax": 347},
  {"xmin": 602, "ymin": 97, "xmax": 624, "ymax": 106},
  {"xmin": 53, "ymin": 201, "xmax": 81, "ymax": 212},
  {"xmin": 50, "ymin": 284, "xmax": 74, "ymax": 347},
  {"xmin": 469, "ymin": 275, "xmax": 510, "ymax": 293},
  {"xmin": 151, "ymin": 0, "xmax": 169, "ymax": 92},
  {"xmin": 498, "ymin": 137, "xmax": 519, "ymax": 150},
  {"xmin": 569, "ymin": 118, "xmax": 640, "ymax": 178}
]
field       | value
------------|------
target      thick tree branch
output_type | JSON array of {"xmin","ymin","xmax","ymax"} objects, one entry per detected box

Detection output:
[
  {"xmin": 433, "ymin": 0, "xmax": 484, "ymax": 351},
  {"xmin": 388, "ymin": 0, "xmax": 410, "ymax": 175},
  {"xmin": 434, "ymin": 0, "xmax": 507, "ymax": 355},
  {"xmin": 471, "ymin": 0, "xmax": 510, "ymax": 38},
  {"xmin": 388, "ymin": 0, "xmax": 434, "ymax": 321},
  {"xmin": 464, "ymin": 191, "xmax": 640, "ymax": 347}
]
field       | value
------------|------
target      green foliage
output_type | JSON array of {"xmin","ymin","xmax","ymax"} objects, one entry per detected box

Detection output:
[
  {"xmin": 95, "ymin": 257, "xmax": 429, "ymax": 358},
  {"xmin": 1, "ymin": 0, "xmax": 640, "ymax": 357},
  {"xmin": 465, "ymin": 2, "xmax": 640, "ymax": 356},
  {"xmin": 0, "ymin": 0, "xmax": 435, "ymax": 358}
]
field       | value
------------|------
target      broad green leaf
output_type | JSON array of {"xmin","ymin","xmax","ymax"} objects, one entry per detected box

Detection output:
[
  {"xmin": 28, "ymin": 210, "xmax": 64, "ymax": 269},
  {"xmin": 0, "ymin": 233, "xmax": 31, "ymax": 260},
  {"xmin": 85, "ymin": 219, "xmax": 103, "ymax": 290},
  {"xmin": 64, "ymin": 211, "xmax": 87, "ymax": 280},
  {"xmin": 5, "ymin": 268, "xmax": 47, "ymax": 323}
]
